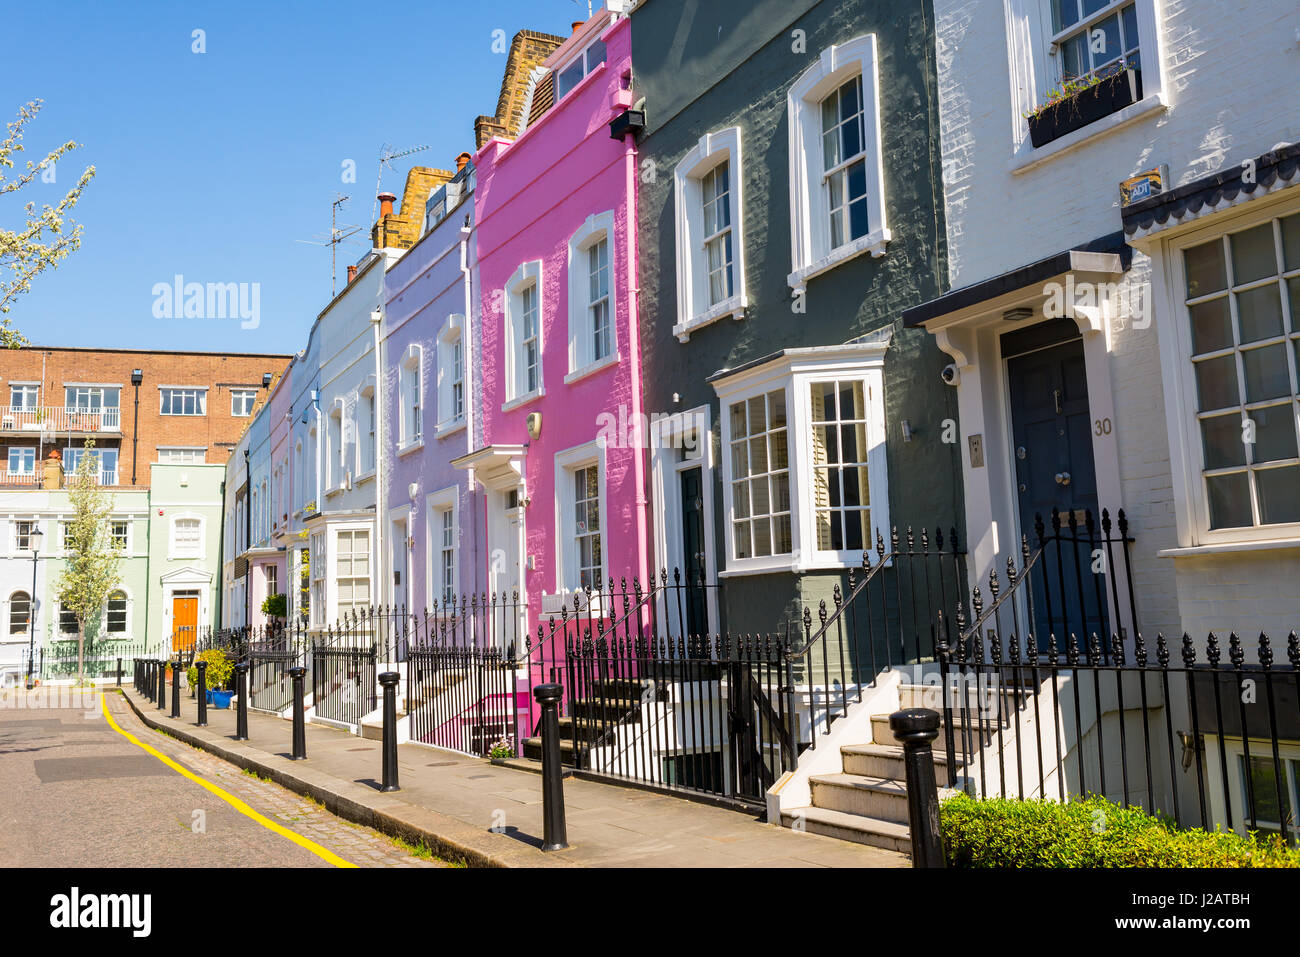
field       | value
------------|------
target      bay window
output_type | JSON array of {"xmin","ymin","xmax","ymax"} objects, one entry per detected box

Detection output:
[
  {"xmin": 1177, "ymin": 210, "xmax": 1300, "ymax": 533},
  {"xmin": 714, "ymin": 336, "xmax": 891, "ymax": 573}
]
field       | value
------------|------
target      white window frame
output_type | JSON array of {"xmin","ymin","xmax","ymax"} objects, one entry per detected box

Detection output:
[
  {"xmin": 1222, "ymin": 739, "xmax": 1300, "ymax": 842},
  {"xmin": 1006, "ymin": 0, "xmax": 1167, "ymax": 168},
  {"xmin": 169, "ymin": 513, "xmax": 204, "ymax": 560},
  {"xmin": 714, "ymin": 342, "xmax": 891, "ymax": 576},
  {"xmin": 12, "ymin": 519, "xmax": 37, "ymax": 552},
  {"xmin": 7, "ymin": 446, "xmax": 35, "ymax": 475},
  {"xmin": 357, "ymin": 380, "xmax": 377, "ymax": 478},
  {"xmin": 1158, "ymin": 198, "xmax": 1300, "ymax": 547},
  {"xmin": 398, "ymin": 344, "xmax": 424, "ymax": 451},
  {"xmin": 436, "ymin": 314, "xmax": 467, "ymax": 436},
  {"xmin": 9, "ymin": 384, "xmax": 38, "ymax": 409},
  {"xmin": 331, "ymin": 524, "xmax": 373, "ymax": 623},
  {"xmin": 787, "ymin": 34, "xmax": 890, "ymax": 295},
  {"xmin": 673, "ymin": 126, "xmax": 748, "ymax": 342},
  {"xmin": 565, "ymin": 211, "xmax": 619, "ymax": 382},
  {"xmin": 503, "ymin": 260, "xmax": 545, "ymax": 409},
  {"xmin": 326, "ymin": 399, "xmax": 346, "ymax": 492},
  {"xmin": 7, "ymin": 590, "xmax": 32, "ymax": 637},
  {"xmin": 553, "ymin": 33, "xmax": 608, "ymax": 102},
  {"xmin": 231, "ymin": 389, "xmax": 258, "ymax": 417},
  {"xmin": 110, "ymin": 518, "xmax": 131, "ymax": 552},
  {"xmin": 426, "ymin": 486, "xmax": 459, "ymax": 609},
  {"xmin": 157, "ymin": 446, "xmax": 206, "ymax": 464},
  {"xmin": 104, "ymin": 586, "xmax": 132, "ymax": 637},
  {"xmin": 546, "ymin": 440, "xmax": 607, "ymax": 614},
  {"xmin": 159, "ymin": 386, "xmax": 208, "ymax": 416}
]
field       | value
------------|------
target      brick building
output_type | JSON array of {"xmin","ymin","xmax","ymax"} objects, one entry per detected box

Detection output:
[{"xmin": 0, "ymin": 347, "xmax": 292, "ymax": 489}]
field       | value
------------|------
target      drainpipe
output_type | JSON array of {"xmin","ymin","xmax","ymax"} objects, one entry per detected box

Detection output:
[
  {"xmin": 459, "ymin": 218, "xmax": 479, "ymax": 595},
  {"xmin": 371, "ymin": 304, "xmax": 385, "ymax": 613},
  {"xmin": 621, "ymin": 120, "xmax": 650, "ymax": 598},
  {"xmin": 215, "ymin": 480, "xmax": 224, "ymax": 628}
]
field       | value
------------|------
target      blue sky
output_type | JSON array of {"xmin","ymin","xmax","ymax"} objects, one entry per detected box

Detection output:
[{"xmin": 3, "ymin": 0, "xmax": 590, "ymax": 356}]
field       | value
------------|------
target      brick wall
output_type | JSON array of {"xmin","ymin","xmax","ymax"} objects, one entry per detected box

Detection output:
[{"xmin": 0, "ymin": 347, "xmax": 292, "ymax": 487}]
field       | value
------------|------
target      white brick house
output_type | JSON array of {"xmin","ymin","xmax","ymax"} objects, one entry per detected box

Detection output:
[{"xmin": 906, "ymin": 0, "xmax": 1300, "ymax": 650}]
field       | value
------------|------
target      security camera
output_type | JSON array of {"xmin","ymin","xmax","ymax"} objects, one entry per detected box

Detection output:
[{"xmin": 941, "ymin": 364, "xmax": 961, "ymax": 387}]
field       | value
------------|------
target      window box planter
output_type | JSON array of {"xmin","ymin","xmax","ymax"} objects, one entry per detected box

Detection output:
[{"xmin": 1027, "ymin": 69, "xmax": 1141, "ymax": 148}]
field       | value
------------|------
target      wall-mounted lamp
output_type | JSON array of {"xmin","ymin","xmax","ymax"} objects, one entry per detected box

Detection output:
[
  {"xmin": 131, "ymin": 369, "xmax": 143, "ymax": 385},
  {"xmin": 1176, "ymin": 730, "xmax": 1202, "ymax": 771},
  {"xmin": 1002, "ymin": 306, "xmax": 1034, "ymax": 322},
  {"xmin": 262, "ymin": 373, "xmax": 273, "ymax": 388},
  {"xmin": 901, "ymin": 420, "xmax": 914, "ymax": 442}
]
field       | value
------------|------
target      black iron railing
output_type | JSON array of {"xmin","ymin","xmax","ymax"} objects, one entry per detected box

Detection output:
[
  {"xmin": 310, "ymin": 640, "xmax": 376, "ymax": 726},
  {"xmin": 559, "ymin": 631, "xmax": 795, "ymax": 807},
  {"xmin": 788, "ymin": 527, "xmax": 967, "ymax": 751},
  {"xmin": 936, "ymin": 510, "xmax": 1299, "ymax": 843},
  {"xmin": 407, "ymin": 642, "xmax": 515, "ymax": 756}
]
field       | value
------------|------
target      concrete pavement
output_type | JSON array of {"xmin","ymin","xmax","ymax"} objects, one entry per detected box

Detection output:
[{"xmin": 114, "ymin": 683, "xmax": 908, "ymax": 868}]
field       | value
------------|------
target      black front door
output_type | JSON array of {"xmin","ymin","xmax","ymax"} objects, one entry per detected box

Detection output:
[
  {"xmin": 679, "ymin": 466, "xmax": 708, "ymax": 637},
  {"xmin": 1007, "ymin": 334, "xmax": 1106, "ymax": 647}
]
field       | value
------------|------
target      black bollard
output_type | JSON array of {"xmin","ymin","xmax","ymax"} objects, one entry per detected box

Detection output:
[
  {"xmin": 288, "ymin": 665, "xmax": 307, "ymax": 760},
  {"xmin": 533, "ymin": 683, "xmax": 569, "ymax": 851},
  {"xmin": 233, "ymin": 660, "xmax": 249, "ymax": 741},
  {"xmin": 171, "ymin": 656, "xmax": 181, "ymax": 718},
  {"xmin": 157, "ymin": 660, "xmax": 167, "ymax": 709},
  {"xmin": 196, "ymin": 660, "xmax": 208, "ymax": 728},
  {"xmin": 378, "ymin": 671, "xmax": 400, "ymax": 792},
  {"xmin": 890, "ymin": 708, "xmax": 946, "ymax": 868},
  {"xmin": 116, "ymin": 657, "xmax": 122, "ymax": 688}
]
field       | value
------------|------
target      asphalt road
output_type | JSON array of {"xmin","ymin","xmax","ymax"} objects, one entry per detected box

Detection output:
[{"xmin": 0, "ymin": 687, "xmax": 447, "ymax": 868}]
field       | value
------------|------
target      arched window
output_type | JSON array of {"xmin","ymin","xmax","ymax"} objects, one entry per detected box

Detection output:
[
  {"xmin": 8, "ymin": 591, "xmax": 30, "ymax": 635},
  {"xmin": 107, "ymin": 590, "xmax": 128, "ymax": 634}
]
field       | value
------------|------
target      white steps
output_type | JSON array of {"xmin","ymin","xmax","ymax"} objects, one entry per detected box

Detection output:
[{"xmin": 781, "ymin": 684, "xmax": 966, "ymax": 855}]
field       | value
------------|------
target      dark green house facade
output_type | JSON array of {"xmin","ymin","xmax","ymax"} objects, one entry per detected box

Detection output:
[{"xmin": 631, "ymin": 0, "xmax": 962, "ymax": 649}]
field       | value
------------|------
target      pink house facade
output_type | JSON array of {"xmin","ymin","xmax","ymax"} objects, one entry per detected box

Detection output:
[{"xmin": 463, "ymin": 11, "xmax": 648, "ymax": 638}]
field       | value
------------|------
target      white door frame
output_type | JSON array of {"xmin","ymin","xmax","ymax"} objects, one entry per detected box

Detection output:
[{"xmin": 649, "ymin": 406, "xmax": 719, "ymax": 634}]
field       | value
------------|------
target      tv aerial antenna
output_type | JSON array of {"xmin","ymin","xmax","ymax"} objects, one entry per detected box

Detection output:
[
  {"xmin": 371, "ymin": 143, "xmax": 432, "ymax": 224},
  {"xmin": 296, "ymin": 193, "xmax": 364, "ymax": 297}
]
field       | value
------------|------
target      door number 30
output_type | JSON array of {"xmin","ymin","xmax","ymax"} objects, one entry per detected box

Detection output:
[{"xmin": 1094, "ymin": 417, "xmax": 1113, "ymax": 436}]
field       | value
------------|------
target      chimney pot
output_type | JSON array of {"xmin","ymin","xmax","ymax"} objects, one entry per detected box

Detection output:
[
  {"xmin": 378, "ymin": 191, "xmax": 397, "ymax": 218},
  {"xmin": 347, "ymin": 265, "xmax": 358, "ymax": 284},
  {"xmin": 572, "ymin": 20, "xmax": 584, "ymax": 34},
  {"xmin": 455, "ymin": 152, "xmax": 471, "ymax": 171}
]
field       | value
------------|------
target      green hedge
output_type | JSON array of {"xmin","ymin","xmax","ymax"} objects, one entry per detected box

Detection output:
[{"xmin": 941, "ymin": 793, "xmax": 1300, "ymax": 868}]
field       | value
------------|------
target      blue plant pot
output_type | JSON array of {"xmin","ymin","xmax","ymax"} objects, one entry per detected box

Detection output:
[
  {"xmin": 210, "ymin": 690, "xmax": 234, "ymax": 709},
  {"xmin": 205, "ymin": 689, "xmax": 213, "ymax": 704}
]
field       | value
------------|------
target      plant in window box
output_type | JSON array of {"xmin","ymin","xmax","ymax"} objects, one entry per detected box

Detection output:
[{"xmin": 1025, "ymin": 67, "xmax": 1141, "ymax": 148}]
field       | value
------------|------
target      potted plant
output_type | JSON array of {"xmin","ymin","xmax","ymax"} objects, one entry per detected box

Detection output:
[
  {"xmin": 186, "ymin": 648, "xmax": 235, "ymax": 708},
  {"xmin": 488, "ymin": 736, "xmax": 515, "ymax": 765},
  {"xmin": 261, "ymin": 592, "xmax": 287, "ymax": 623},
  {"xmin": 1026, "ymin": 67, "xmax": 1141, "ymax": 148}
]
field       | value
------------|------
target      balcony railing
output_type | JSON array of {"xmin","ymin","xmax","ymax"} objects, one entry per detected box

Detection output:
[
  {"xmin": 0, "ymin": 466, "xmax": 118, "ymax": 487},
  {"xmin": 0, "ymin": 468, "xmax": 40, "ymax": 487},
  {"xmin": 0, "ymin": 405, "xmax": 123, "ymax": 434}
]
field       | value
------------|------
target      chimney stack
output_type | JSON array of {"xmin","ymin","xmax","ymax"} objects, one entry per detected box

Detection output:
[
  {"xmin": 347, "ymin": 265, "xmax": 358, "ymax": 284},
  {"xmin": 378, "ymin": 192, "xmax": 397, "ymax": 218}
]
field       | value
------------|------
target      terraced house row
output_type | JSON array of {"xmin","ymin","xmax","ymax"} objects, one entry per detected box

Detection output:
[{"xmin": 219, "ymin": 0, "xmax": 1300, "ymax": 850}]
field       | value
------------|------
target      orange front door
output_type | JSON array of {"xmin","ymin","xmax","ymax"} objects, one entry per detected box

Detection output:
[{"xmin": 173, "ymin": 594, "xmax": 198, "ymax": 649}]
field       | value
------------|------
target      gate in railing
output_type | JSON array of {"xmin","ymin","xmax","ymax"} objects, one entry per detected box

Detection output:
[
  {"xmin": 311, "ymin": 641, "xmax": 376, "ymax": 726},
  {"xmin": 562, "ymin": 632, "xmax": 795, "ymax": 807},
  {"xmin": 407, "ymin": 643, "xmax": 515, "ymax": 755},
  {"xmin": 248, "ymin": 647, "xmax": 302, "ymax": 713},
  {"xmin": 937, "ymin": 508, "xmax": 1300, "ymax": 843}
]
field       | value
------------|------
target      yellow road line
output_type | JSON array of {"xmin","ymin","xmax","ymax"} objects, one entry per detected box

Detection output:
[{"xmin": 100, "ymin": 693, "xmax": 357, "ymax": 868}]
